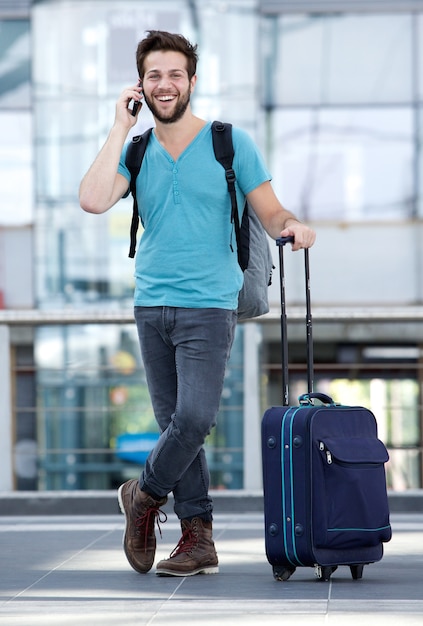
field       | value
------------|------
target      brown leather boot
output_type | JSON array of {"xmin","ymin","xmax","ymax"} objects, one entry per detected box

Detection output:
[
  {"xmin": 118, "ymin": 479, "xmax": 167, "ymax": 573},
  {"xmin": 156, "ymin": 517, "xmax": 219, "ymax": 577}
]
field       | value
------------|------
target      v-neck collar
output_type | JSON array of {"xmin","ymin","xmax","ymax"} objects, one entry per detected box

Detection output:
[{"xmin": 151, "ymin": 122, "xmax": 210, "ymax": 163}]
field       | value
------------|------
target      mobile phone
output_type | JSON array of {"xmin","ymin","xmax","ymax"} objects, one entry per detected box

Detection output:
[
  {"xmin": 131, "ymin": 100, "xmax": 141, "ymax": 116},
  {"xmin": 130, "ymin": 80, "xmax": 142, "ymax": 116}
]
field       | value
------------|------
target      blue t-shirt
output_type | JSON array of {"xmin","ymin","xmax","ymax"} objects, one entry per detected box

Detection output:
[{"xmin": 118, "ymin": 122, "xmax": 271, "ymax": 310}]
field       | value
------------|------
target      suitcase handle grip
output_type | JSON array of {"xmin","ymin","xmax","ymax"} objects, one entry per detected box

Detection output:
[
  {"xmin": 299, "ymin": 392, "xmax": 335, "ymax": 406},
  {"xmin": 276, "ymin": 236, "xmax": 295, "ymax": 247}
]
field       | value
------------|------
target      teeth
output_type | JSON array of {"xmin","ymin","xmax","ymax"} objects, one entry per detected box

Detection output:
[{"xmin": 158, "ymin": 95, "xmax": 174, "ymax": 101}]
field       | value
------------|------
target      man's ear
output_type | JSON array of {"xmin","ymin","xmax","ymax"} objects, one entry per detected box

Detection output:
[{"xmin": 190, "ymin": 74, "xmax": 197, "ymax": 92}]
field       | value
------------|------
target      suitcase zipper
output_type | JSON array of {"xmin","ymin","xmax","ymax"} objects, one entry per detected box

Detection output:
[
  {"xmin": 319, "ymin": 442, "xmax": 332, "ymax": 464},
  {"xmin": 319, "ymin": 441, "xmax": 382, "ymax": 468}
]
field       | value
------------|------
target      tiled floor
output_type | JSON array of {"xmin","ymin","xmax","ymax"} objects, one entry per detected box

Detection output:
[{"xmin": 0, "ymin": 512, "xmax": 422, "ymax": 625}]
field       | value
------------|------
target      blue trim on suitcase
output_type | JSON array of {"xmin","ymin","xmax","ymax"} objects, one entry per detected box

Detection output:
[
  {"xmin": 328, "ymin": 525, "xmax": 391, "ymax": 533},
  {"xmin": 280, "ymin": 409, "xmax": 294, "ymax": 565},
  {"xmin": 281, "ymin": 407, "xmax": 306, "ymax": 567}
]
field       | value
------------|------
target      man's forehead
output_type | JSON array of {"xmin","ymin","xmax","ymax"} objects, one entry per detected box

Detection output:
[{"xmin": 144, "ymin": 50, "xmax": 188, "ymax": 73}]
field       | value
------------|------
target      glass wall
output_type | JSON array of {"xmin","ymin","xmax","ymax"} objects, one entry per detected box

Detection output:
[
  {"xmin": 28, "ymin": 0, "xmax": 423, "ymax": 490},
  {"xmin": 0, "ymin": 13, "xmax": 37, "ymax": 489},
  {"xmin": 36, "ymin": 323, "xmax": 146, "ymax": 489},
  {"xmin": 35, "ymin": 321, "xmax": 245, "ymax": 490},
  {"xmin": 32, "ymin": 0, "xmax": 256, "ymax": 490},
  {"xmin": 259, "ymin": 6, "xmax": 422, "ymax": 488},
  {"xmin": 263, "ymin": 339, "xmax": 423, "ymax": 490},
  {"xmin": 0, "ymin": 17, "xmax": 32, "ymax": 227},
  {"xmin": 261, "ymin": 12, "xmax": 419, "ymax": 222},
  {"xmin": 33, "ymin": 0, "xmax": 258, "ymax": 308}
]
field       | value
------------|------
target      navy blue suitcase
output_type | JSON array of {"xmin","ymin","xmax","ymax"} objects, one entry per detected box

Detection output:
[{"xmin": 261, "ymin": 238, "xmax": 392, "ymax": 581}]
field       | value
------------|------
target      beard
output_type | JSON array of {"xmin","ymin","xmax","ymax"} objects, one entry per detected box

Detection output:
[{"xmin": 143, "ymin": 87, "xmax": 191, "ymax": 124}]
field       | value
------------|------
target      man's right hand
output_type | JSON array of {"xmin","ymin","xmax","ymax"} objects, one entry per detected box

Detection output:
[{"xmin": 116, "ymin": 82, "xmax": 144, "ymax": 128}]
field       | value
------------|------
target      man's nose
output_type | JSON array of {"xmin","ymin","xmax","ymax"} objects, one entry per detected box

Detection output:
[{"xmin": 157, "ymin": 75, "xmax": 173, "ymax": 89}]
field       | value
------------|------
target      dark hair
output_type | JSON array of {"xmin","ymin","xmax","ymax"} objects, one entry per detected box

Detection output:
[{"xmin": 136, "ymin": 31, "xmax": 198, "ymax": 80}]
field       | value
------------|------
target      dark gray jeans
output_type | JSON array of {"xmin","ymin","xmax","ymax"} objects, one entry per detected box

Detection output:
[{"xmin": 134, "ymin": 306, "xmax": 237, "ymax": 521}]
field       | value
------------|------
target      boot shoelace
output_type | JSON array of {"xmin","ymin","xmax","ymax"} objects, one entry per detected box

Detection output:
[
  {"xmin": 135, "ymin": 505, "xmax": 167, "ymax": 551},
  {"xmin": 170, "ymin": 527, "xmax": 197, "ymax": 557}
]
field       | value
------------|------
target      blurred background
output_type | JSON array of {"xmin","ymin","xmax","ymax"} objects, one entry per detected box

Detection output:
[{"xmin": 1, "ymin": 0, "xmax": 422, "ymax": 495}]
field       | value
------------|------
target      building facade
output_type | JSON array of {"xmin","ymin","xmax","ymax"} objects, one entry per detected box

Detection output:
[{"xmin": 1, "ymin": 0, "xmax": 422, "ymax": 491}]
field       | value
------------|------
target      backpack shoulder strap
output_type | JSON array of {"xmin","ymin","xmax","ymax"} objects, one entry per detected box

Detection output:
[
  {"xmin": 211, "ymin": 121, "xmax": 234, "ymax": 171},
  {"xmin": 125, "ymin": 127, "xmax": 153, "ymax": 258},
  {"xmin": 211, "ymin": 121, "xmax": 248, "ymax": 270}
]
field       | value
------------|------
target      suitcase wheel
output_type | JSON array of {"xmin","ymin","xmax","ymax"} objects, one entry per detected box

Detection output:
[
  {"xmin": 349, "ymin": 564, "xmax": 364, "ymax": 580},
  {"xmin": 272, "ymin": 565, "xmax": 296, "ymax": 581},
  {"xmin": 315, "ymin": 565, "xmax": 338, "ymax": 581}
]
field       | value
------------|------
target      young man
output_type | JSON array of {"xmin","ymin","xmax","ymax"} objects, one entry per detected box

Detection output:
[{"xmin": 79, "ymin": 30, "xmax": 316, "ymax": 577}]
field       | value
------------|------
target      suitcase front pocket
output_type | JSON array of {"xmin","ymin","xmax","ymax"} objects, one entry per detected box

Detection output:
[{"xmin": 313, "ymin": 437, "xmax": 392, "ymax": 550}]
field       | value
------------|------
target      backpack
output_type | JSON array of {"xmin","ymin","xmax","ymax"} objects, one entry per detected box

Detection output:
[{"xmin": 125, "ymin": 121, "xmax": 274, "ymax": 320}]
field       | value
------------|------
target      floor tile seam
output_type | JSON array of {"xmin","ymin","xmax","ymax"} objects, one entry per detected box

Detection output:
[
  {"xmin": 142, "ymin": 577, "xmax": 188, "ymax": 626},
  {"xmin": 1, "ymin": 599, "xmax": 422, "ymax": 609},
  {"xmin": 0, "ymin": 528, "xmax": 116, "ymax": 606},
  {"xmin": 0, "ymin": 599, "xmax": 332, "ymax": 612},
  {"xmin": 329, "ymin": 599, "xmax": 423, "ymax": 606},
  {"xmin": 94, "ymin": 599, "xmax": 423, "ymax": 615},
  {"xmin": 325, "ymin": 578, "xmax": 333, "ymax": 619}
]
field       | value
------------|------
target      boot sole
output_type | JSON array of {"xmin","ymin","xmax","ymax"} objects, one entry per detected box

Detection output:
[
  {"xmin": 156, "ymin": 565, "xmax": 219, "ymax": 577},
  {"xmin": 117, "ymin": 484, "xmax": 126, "ymax": 517}
]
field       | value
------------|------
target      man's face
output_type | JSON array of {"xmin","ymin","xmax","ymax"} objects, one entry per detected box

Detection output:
[{"xmin": 141, "ymin": 50, "xmax": 196, "ymax": 124}]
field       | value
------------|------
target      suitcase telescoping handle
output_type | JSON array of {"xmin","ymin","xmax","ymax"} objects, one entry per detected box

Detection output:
[{"xmin": 276, "ymin": 236, "xmax": 314, "ymax": 406}]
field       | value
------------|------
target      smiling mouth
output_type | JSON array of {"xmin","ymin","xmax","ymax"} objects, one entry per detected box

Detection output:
[{"xmin": 156, "ymin": 94, "xmax": 176, "ymax": 102}]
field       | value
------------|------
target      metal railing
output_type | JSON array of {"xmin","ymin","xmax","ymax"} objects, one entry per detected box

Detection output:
[{"xmin": 2, "ymin": 306, "xmax": 423, "ymax": 492}]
